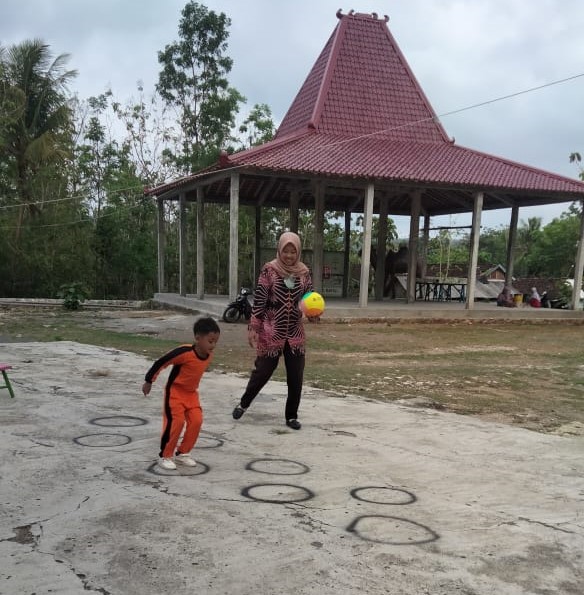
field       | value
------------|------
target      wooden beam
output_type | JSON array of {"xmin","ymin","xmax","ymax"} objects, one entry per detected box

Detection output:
[{"xmin": 505, "ymin": 205, "xmax": 519, "ymax": 286}]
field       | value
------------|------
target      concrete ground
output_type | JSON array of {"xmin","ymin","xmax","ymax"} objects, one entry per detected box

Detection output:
[{"xmin": 1, "ymin": 340, "xmax": 583, "ymax": 595}]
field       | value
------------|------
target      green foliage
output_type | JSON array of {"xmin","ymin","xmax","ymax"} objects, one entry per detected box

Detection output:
[
  {"xmin": 0, "ymin": 40, "xmax": 77, "ymax": 244},
  {"xmin": 156, "ymin": 1, "xmax": 245, "ymax": 172},
  {"xmin": 57, "ymin": 282, "xmax": 87, "ymax": 310},
  {"xmin": 569, "ymin": 152, "xmax": 583, "ymax": 181},
  {"xmin": 238, "ymin": 103, "xmax": 275, "ymax": 148},
  {"xmin": 528, "ymin": 212, "xmax": 580, "ymax": 277}
]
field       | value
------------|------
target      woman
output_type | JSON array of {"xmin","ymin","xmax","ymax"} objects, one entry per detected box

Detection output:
[
  {"xmin": 232, "ymin": 232, "xmax": 316, "ymax": 430},
  {"xmin": 529, "ymin": 287, "xmax": 541, "ymax": 308},
  {"xmin": 496, "ymin": 286, "xmax": 515, "ymax": 308}
]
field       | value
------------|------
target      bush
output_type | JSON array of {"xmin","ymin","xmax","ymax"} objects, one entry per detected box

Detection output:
[{"xmin": 57, "ymin": 282, "xmax": 88, "ymax": 310}]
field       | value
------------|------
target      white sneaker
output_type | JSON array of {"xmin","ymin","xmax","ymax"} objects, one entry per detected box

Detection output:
[
  {"xmin": 158, "ymin": 457, "xmax": 177, "ymax": 470},
  {"xmin": 175, "ymin": 453, "xmax": 197, "ymax": 467}
]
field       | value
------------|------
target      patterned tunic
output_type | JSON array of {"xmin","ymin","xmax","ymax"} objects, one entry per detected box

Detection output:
[{"xmin": 249, "ymin": 265, "xmax": 313, "ymax": 357}]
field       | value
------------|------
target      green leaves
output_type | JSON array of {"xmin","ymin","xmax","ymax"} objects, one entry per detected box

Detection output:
[{"xmin": 156, "ymin": 1, "xmax": 244, "ymax": 173}]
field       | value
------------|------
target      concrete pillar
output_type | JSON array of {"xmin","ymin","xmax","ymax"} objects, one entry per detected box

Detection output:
[
  {"xmin": 289, "ymin": 187, "xmax": 299, "ymax": 233},
  {"xmin": 359, "ymin": 183, "xmax": 374, "ymax": 307},
  {"xmin": 571, "ymin": 200, "xmax": 584, "ymax": 310},
  {"xmin": 156, "ymin": 197, "xmax": 165, "ymax": 293},
  {"xmin": 196, "ymin": 187, "xmax": 205, "ymax": 299},
  {"xmin": 313, "ymin": 182, "xmax": 324, "ymax": 293},
  {"xmin": 421, "ymin": 213, "xmax": 430, "ymax": 279},
  {"xmin": 465, "ymin": 191, "xmax": 484, "ymax": 310},
  {"xmin": 229, "ymin": 172, "xmax": 240, "ymax": 300},
  {"xmin": 343, "ymin": 210, "xmax": 351, "ymax": 298},
  {"xmin": 407, "ymin": 191, "xmax": 421, "ymax": 302},
  {"xmin": 178, "ymin": 192, "xmax": 187, "ymax": 297},
  {"xmin": 375, "ymin": 195, "xmax": 388, "ymax": 300}
]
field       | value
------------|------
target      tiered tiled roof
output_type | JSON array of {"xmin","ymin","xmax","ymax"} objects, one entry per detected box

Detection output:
[
  {"xmin": 276, "ymin": 11, "xmax": 448, "ymax": 143},
  {"xmin": 148, "ymin": 10, "xmax": 584, "ymax": 212}
]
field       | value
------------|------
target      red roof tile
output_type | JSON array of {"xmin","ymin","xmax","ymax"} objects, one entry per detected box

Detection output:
[
  {"xmin": 277, "ymin": 12, "xmax": 449, "ymax": 143},
  {"xmin": 148, "ymin": 11, "xmax": 584, "ymax": 205}
]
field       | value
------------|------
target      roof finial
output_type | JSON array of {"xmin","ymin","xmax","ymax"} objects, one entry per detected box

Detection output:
[
  {"xmin": 348, "ymin": 9, "xmax": 355, "ymax": 16},
  {"xmin": 219, "ymin": 150, "xmax": 230, "ymax": 167},
  {"xmin": 336, "ymin": 8, "xmax": 343, "ymax": 19},
  {"xmin": 372, "ymin": 12, "xmax": 377, "ymax": 19},
  {"xmin": 384, "ymin": 15, "xmax": 390, "ymax": 22}
]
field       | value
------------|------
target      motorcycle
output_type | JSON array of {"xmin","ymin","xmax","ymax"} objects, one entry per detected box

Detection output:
[{"xmin": 222, "ymin": 287, "xmax": 253, "ymax": 323}]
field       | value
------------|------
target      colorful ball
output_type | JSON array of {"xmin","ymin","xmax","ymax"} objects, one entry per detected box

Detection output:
[{"xmin": 300, "ymin": 291, "xmax": 325, "ymax": 317}]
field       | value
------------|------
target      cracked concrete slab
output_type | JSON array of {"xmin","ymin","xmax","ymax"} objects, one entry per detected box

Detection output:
[{"xmin": 1, "ymin": 341, "xmax": 583, "ymax": 595}]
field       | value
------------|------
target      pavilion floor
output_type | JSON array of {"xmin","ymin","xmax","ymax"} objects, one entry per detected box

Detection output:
[{"xmin": 154, "ymin": 292, "xmax": 584, "ymax": 322}]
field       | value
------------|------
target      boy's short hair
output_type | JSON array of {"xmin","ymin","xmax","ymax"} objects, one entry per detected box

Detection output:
[{"xmin": 193, "ymin": 317, "xmax": 220, "ymax": 336}]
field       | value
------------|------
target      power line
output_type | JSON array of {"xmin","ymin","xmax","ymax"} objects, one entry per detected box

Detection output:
[{"xmin": 320, "ymin": 72, "xmax": 584, "ymax": 149}]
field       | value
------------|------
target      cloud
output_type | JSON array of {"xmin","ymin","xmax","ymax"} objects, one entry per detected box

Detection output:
[{"xmin": 2, "ymin": 0, "xmax": 583, "ymax": 234}]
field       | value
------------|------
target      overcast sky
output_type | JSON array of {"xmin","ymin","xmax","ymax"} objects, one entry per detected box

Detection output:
[{"xmin": 2, "ymin": 0, "xmax": 584, "ymax": 237}]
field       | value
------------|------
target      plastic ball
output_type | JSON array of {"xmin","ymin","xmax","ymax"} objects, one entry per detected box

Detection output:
[{"xmin": 299, "ymin": 291, "xmax": 325, "ymax": 317}]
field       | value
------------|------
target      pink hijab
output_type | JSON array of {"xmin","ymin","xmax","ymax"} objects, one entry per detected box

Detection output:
[{"xmin": 267, "ymin": 232, "xmax": 309, "ymax": 279}]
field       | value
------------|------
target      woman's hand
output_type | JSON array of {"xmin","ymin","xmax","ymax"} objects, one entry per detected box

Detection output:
[{"xmin": 247, "ymin": 328, "xmax": 258, "ymax": 348}]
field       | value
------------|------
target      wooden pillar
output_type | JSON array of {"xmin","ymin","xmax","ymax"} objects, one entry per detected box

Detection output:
[
  {"xmin": 343, "ymin": 210, "xmax": 351, "ymax": 298},
  {"xmin": 407, "ymin": 191, "xmax": 421, "ymax": 302},
  {"xmin": 465, "ymin": 191, "xmax": 484, "ymax": 310},
  {"xmin": 421, "ymin": 213, "xmax": 430, "ymax": 279},
  {"xmin": 229, "ymin": 172, "xmax": 240, "ymax": 300},
  {"xmin": 196, "ymin": 187, "xmax": 205, "ymax": 299},
  {"xmin": 178, "ymin": 192, "xmax": 187, "ymax": 297},
  {"xmin": 375, "ymin": 195, "xmax": 388, "ymax": 300},
  {"xmin": 505, "ymin": 205, "xmax": 519, "ymax": 286},
  {"xmin": 289, "ymin": 187, "xmax": 299, "ymax": 234},
  {"xmin": 156, "ymin": 197, "xmax": 165, "ymax": 293},
  {"xmin": 570, "ymin": 200, "xmax": 584, "ymax": 310},
  {"xmin": 313, "ymin": 182, "xmax": 324, "ymax": 293},
  {"xmin": 254, "ymin": 206, "xmax": 261, "ymax": 285},
  {"xmin": 359, "ymin": 183, "xmax": 374, "ymax": 307}
]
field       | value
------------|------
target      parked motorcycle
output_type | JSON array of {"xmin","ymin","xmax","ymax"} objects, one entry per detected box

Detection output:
[{"xmin": 222, "ymin": 287, "xmax": 253, "ymax": 323}]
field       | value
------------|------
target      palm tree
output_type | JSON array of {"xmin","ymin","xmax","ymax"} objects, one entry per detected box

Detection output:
[{"xmin": 0, "ymin": 39, "xmax": 77, "ymax": 242}]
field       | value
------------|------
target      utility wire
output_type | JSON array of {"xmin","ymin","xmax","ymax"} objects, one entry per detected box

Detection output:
[
  {"xmin": 320, "ymin": 72, "xmax": 584, "ymax": 149},
  {"xmin": 1, "ymin": 71, "xmax": 583, "ymax": 222}
]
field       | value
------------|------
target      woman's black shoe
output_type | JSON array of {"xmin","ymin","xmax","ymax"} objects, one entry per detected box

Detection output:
[
  {"xmin": 232, "ymin": 405, "xmax": 246, "ymax": 420},
  {"xmin": 286, "ymin": 419, "xmax": 301, "ymax": 430}
]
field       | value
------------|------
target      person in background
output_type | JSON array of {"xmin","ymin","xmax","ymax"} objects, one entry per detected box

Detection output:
[
  {"xmin": 496, "ymin": 286, "xmax": 516, "ymax": 308},
  {"xmin": 231, "ymin": 231, "xmax": 317, "ymax": 430},
  {"xmin": 529, "ymin": 287, "xmax": 541, "ymax": 308}
]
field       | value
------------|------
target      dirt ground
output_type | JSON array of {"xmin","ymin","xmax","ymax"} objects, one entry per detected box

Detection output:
[
  {"xmin": 31, "ymin": 308, "xmax": 584, "ymax": 436},
  {"xmin": 3, "ymin": 306, "xmax": 584, "ymax": 436}
]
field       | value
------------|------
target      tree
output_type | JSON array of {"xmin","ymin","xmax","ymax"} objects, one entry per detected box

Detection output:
[
  {"xmin": 569, "ymin": 152, "xmax": 583, "ymax": 181},
  {"xmin": 238, "ymin": 103, "xmax": 275, "ymax": 149},
  {"xmin": 0, "ymin": 39, "xmax": 77, "ymax": 243},
  {"xmin": 529, "ymin": 208, "xmax": 581, "ymax": 278},
  {"xmin": 157, "ymin": 1, "xmax": 245, "ymax": 172}
]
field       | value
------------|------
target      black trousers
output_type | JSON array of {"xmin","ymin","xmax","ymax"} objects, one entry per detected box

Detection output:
[{"xmin": 240, "ymin": 341, "xmax": 305, "ymax": 420}]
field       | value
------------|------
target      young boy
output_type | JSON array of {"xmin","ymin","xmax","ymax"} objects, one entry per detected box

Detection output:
[{"xmin": 142, "ymin": 317, "xmax": 220, "ymax": 470}]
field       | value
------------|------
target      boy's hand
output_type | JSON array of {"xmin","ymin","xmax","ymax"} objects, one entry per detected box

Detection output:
[
  {"xmin": 307, "ymin": 316, "xmax": 320, "ymax": 324},
  {"xmin": 142, "ymin": 381, "xmax": 152, "ymax": 396}
]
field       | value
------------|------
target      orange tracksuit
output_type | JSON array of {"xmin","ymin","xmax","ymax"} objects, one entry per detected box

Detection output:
[{"xmin": 145, "ymin": 344, "xmax": 213, "ymax": 458}]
